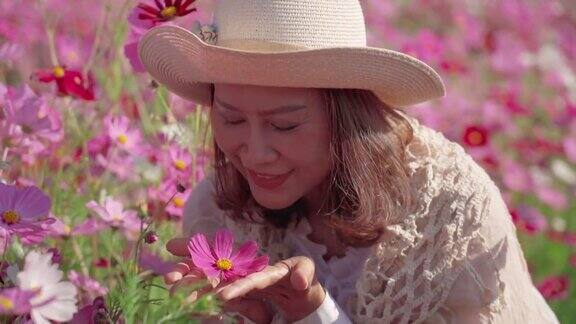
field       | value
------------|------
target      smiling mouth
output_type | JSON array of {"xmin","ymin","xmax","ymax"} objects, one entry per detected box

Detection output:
[{"xmin": 248, "ymin": 170, "xmax": 292, "ymax": 190}]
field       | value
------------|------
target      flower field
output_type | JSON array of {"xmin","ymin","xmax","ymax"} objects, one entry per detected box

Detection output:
[{"xmin": 0, "ymin": 0, "xmax": 575, "ymax": 322}]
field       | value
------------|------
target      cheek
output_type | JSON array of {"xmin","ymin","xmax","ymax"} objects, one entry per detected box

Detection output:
[
  {"xmin": 279, "ymin": 126, "xmax": 331, "ymax": 169},
  {"xmin": 211, "ymin": 118, "xmax": 242, "ymax": 155}
]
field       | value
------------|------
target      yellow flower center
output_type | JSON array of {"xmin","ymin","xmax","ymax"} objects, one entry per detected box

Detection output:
[
  {"xmin": 63, "ymin": 225, "xmax": 72, "ymax": 235},
  {"xmin": 173, "ymin": 159, "xmax": 187, "ymax": 171},
  {"xmin": 215, "ymin": 258, "xmax": 233, "ymax": 271},
  {"xmin": 2, "ymin": 210, "xmax": 20, "ymax": 225},
  {"xmin": 117, "ymin": 134, "xmax": 128, "ymax": 145},
  {"xmin": 0, "ymin": 296, "xmax": 13, "ymax": 310},
  {"xmin": 468, "ymin": 131, "xmax": 484, "ymax": 145},
  {"xmin": 173, "ymin": 197, "xmax": 185, "ymax": 208},
  {"xmin": 112, "ymin": 214, "xmax": 122, "ymax": 222},
  {"xmin": 53, "ymin": 66, "xmax": 66, "ymax": 78},
  {"xmin": 161, "ymin": 6, "xmax": 177, "ymax": 19}
]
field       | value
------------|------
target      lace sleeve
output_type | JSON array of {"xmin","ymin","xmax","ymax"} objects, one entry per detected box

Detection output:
[
  {"xmin": 353, "ymin": 124, "xmax": 499, "ymax": 323},
  {"xmin": 182, "ymin": 172, "xmax": 226, "ymax": 238},
  {"xmin": 432, "ymin": 181, "xmax": 560, "ymax": 324}
]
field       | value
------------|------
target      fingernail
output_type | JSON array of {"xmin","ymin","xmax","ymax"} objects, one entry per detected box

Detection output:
[{"xmin": 165, "ymin": 271, "xmax": 183, "ymax": 283}]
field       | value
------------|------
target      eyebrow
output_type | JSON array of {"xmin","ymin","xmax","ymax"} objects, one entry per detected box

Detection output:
[{"xmin": 214, "ymin": 97, "xmax": 307, "ymax": 116}]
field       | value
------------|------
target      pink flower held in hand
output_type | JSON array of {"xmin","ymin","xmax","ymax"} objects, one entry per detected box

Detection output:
[{"xmin": 188, "ymin": 229, "xmax": 269, "ymax": 282}]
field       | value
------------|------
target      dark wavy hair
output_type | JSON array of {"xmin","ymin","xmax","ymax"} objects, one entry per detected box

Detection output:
[{"xmin": 208, "ymin": 84, "xmax": 415, "ymax": 247}]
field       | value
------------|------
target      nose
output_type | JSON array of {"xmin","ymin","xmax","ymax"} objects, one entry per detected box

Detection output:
[{"xmin": 239, "ymin": 127, "xmax": 278, "ymax": 168}]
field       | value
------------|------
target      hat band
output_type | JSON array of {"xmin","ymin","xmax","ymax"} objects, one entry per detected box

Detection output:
[{"xmin": 217, "ymin": 39, "xmax": 309, "ymax": 53}]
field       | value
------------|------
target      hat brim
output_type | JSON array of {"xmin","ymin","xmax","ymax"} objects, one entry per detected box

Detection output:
[{"xmin": 137, "ymin": 25, "xmax": 446, "ymax": 107}]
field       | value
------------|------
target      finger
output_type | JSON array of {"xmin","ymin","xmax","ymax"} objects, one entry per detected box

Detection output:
[
  {"xmin": 281, "ymin": 257, "xmax": 315, "ymax": 291},
  {"xmin": 164, "ymin": 260, "xmax": 197, "ymax": 285},
  {"xmin": 223, "ymin": 298, "xmax": 271, "ymax": 324},
  {"xmin": 186, "ymin": 276, "xmax": 221, "ymax": 303},
  {"xmin": 216, "ymin": 265, "xmax": 289, "ymax": 301},
  {"xmin": 166, "ymin": 237, "xmax": 189, "ymax": 257},
  {"xmin": 169, "ymin": 273, "xmax": 210, "ymax": 297}
]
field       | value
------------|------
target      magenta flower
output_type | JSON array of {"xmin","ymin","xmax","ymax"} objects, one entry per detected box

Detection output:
[
  {"xmin": 0, "ymin": 183, "xmax": 52, "ymax": 244},
  {"xmin": 0, "ymin": 287, "xmax": 35, "ymax": 315},
  {"xmin": 132, "ymin": 0, "xmax": 198, "ymax": 27},
  {"xmin": 33, "ymin": 66, "xmax": 96, "ymax": 101},
  {"xmin": 537, "ymin": 275, "xmax": 570, "ymax": 300},
  {"xmin": 188, "ymin": 229, "xmax": 269, "ymax": 282}
]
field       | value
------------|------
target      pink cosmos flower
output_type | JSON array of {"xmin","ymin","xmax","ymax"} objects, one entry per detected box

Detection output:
[
  {"xmin": 68, "ymin": 271, "xmax": 108, "ymax": 307},
  {"xmin": 85, "ymin": 197, "xmax": 143, "ymax": 239},
  {"xmin": 536, "ymin": 275, "xmax": 570, "ymax": 300},
  {"xmin": 147, "ymin": 176, "xmax": 191, "ymax": 219},
  {"xmin": 188, "ymin": 229, "xmax": 269, "ymax": 282},
  {"xmin": 43, "ymin": 215, "xmax": 106, "ymax": 238},
  {"xmin": 462, "ymin": 125, "xmax": 490, "ymax": 147},
  {"xmin": 103, "ymin": 115, "xmax": 142, "ymax": 154},
  {"xmin": 0, "ymin": 183, "xmax": 52, "ymax": 244},
  {"xmin": 501, "ymin": 159, "xmax": 533, "ymax": 194},
  {"xmin": 132, "ymin": 0, "xmax": 198, "ymax": 27},
  {"xmin": 165, "ymin": 145, "xmax": 192, "ymax": 178},
  {"xmin": 57, "ymin": 35, "xmax": 91, "ymax": 70},
  {"xmin": 1, "ymin": 85, "xmax": 63, "ymax": 143},
  {"xmin": 563, "ymin": 137, "xmax": 576, "ymax": 163},
  {"xmin": 0, "ymin": 287, "xmax": 35, "ymax": 315},
  {"xmin": 509, "ymin": 205, "xmax": 547, "ymax": 235}
]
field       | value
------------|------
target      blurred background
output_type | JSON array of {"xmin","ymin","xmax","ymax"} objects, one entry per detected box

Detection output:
[{"xmin": 0, "ymin": 0, "xmax": 574, "ymax": 322}]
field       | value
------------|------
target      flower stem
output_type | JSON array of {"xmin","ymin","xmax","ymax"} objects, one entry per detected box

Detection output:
[
  {"xmin": 83, "ymin": 0, "xmax": 110, "ymax": 78},
  {"xmin": 0, "ymin": 236, "xmax": 10, "ymax": 266},
  {"xmin": 71, "ymin": 237, "xmax": 90, "ymax": 277}
]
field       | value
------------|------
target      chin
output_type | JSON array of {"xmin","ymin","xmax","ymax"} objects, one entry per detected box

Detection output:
[{"xmin": 252, "ymin": 191, "xmax": 297, "ymax": 210}]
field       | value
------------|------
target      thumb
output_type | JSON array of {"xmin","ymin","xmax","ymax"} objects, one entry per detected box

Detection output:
[{"xmin": 277, "ymin": 256, "xmax": 316, "ymax": 291}]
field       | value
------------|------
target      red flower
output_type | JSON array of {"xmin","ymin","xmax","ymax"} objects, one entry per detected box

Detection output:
[
  {"xmin": 94, "ymin": 257, "xmax": 110, "ymax": 268},
  {"xmin": 536, "ymin": 276, "xmax": 570, "ymax": 300},
  {"xmin": 33, "ymin": 66, "xmax": 95, "ymax": 101},
  {"xmin": 137, "ymin": 0, "xmax": 197, "ymax": 25},
  {"xmin": 463, "ymin": 125, "xmax": 489, "ymax": 147}
]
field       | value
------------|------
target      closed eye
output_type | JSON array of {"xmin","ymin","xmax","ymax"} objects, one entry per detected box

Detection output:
[
  {"xmin": 272, "ymin": 123, "xmax": 298, "ymax": 131},
  {"xmin": 224, "ymin": 119, "xmax": 245, "ymax": 125}
]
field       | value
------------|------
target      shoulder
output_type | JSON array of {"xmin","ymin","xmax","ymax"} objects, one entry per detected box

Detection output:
[{"xmin": 353, "ymin": 115, "xmax": 509, "ymax": 322}]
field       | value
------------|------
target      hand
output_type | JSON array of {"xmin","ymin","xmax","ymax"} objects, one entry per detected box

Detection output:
[
  {"xmin": 165, "ymin": 237, "xmax": 326, "ymax": 322},
  {"xmin": 165, "ymin": 238, "xmax": 272, "ymax": 324}
]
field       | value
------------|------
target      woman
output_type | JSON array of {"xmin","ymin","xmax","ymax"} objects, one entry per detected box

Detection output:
[{"xmin": 137, "ymin": 1, "xmax": 559, "ymax": 323}]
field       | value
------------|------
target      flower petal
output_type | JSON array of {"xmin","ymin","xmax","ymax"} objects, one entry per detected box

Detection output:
[
  {"xmin": 213, "ymin": 229, "xmax": 234, "ymax": 259},
  {"xmin": 234, "ymin": 255, "xmax": 269, "ymax": 277},
  {"xmin": 187, "ymin": 233, "xmax": 216, "ymax": 273},
  {"xmin": 14, "ymin": 186, "xmax": 51, "ymax": 220},
  {"xmin": 230, "ymin": 240, "xmax": 257, "ymax": 264}
]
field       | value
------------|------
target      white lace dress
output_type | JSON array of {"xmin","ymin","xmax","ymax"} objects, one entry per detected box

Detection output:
[{"xmin": 181, "ymin": 115, "xmax": 559, "ymax": 323}]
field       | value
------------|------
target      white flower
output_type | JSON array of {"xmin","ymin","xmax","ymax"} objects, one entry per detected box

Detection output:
[
  {"xmin": 17, "ymin": 251, "xmax": 78, "ymax": 324},
  {"xmin": 550, "ymin": 159, "xmax": 576, "ymax": 185}
]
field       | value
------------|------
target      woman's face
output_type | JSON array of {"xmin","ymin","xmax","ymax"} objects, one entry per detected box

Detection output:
[{"xmin": 211, "ymin": 83, "xmax": 331, "ymax": 210}]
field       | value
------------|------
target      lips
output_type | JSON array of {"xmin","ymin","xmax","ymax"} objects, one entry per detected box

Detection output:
[{"xmin": 248, "ymin": 170, "xmax": 292, "ymax": 190}]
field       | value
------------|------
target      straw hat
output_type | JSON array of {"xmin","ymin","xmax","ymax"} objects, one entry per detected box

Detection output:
[{"xmin": 137, "ymin": 0, "xmax": 446, "ymax": 108}]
